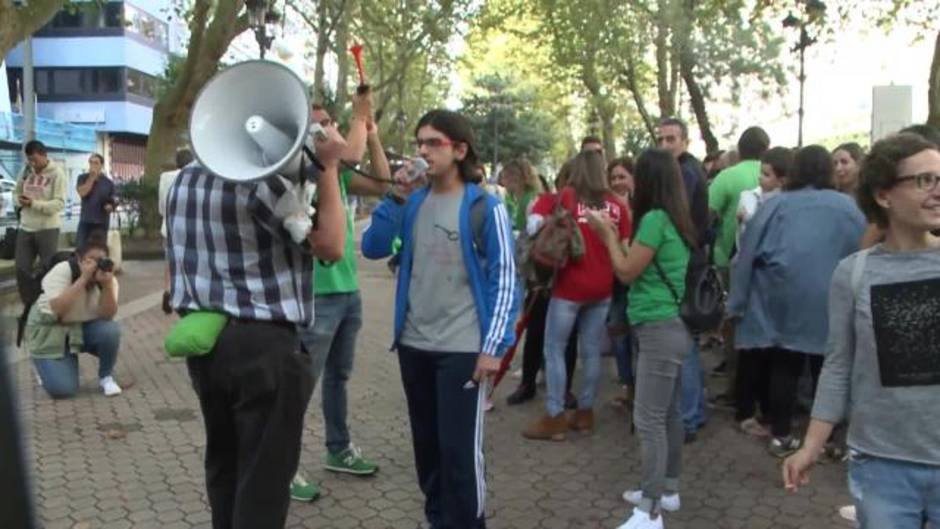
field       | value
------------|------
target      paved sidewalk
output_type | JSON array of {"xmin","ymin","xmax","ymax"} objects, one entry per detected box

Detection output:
[{"xmin": 11, "ymin": 257, "xmax": 853, "ymax": 529}]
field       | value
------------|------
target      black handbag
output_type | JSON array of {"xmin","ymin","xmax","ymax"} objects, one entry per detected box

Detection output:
[
  {"xmin": 0, "ymin": 226, "xmax": 16, "ymax": 260},
  {"xmin": 652, "ymin": 246, "xmax": 725, "ymax": 334}
]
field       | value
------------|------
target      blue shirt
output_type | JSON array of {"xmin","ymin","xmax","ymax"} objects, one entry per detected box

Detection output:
[
  {"xmin": 77, "ymin": 173, "xmax": 115, "ymax": 225},
  {"xmin": 728, "ymin": 188, "xmax": 866, "ymax": 354}
]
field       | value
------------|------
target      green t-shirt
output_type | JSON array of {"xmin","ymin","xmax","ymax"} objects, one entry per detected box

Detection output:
[
  {"xmin": 708, "ymin": 160, "xmax": 761, "ymax": 267},
  {"xmin": 627, "ymin": 210, "xmax": 690, "ymax": 325},
  {"xmin": 505, "ymin": 189, "xmax": 537, "ymax": 232},
  {"xmin": 314, "ymin": 170, "xmax": 358, "ymax": 295}
]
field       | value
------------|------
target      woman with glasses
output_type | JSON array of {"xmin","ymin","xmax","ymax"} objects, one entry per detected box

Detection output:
[
  {"xmin": 727, "ymin": 145, "xmax": 866, "ymax": 458},
  {"xmin": 784, "ymin": 132, "xmax": 940, "ymax": 528}
]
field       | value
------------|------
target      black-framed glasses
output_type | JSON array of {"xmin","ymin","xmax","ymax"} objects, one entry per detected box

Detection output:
[{"xmin": 896, "ymin": 172, "xmax": 940, "ymax": 191}]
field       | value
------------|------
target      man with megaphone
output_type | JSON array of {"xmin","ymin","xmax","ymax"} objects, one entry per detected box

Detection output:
[{"xmin": 163, "ymin": 61, "xmax": 349, "ymax": 529}]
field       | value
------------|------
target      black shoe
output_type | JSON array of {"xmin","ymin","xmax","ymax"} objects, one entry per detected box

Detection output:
[
  {"xmin": 564, "ymin": 392, "xmax": 578, "ymax": 410},
  {"xmin": 506, "ymin": 384, "xmax": 535, "ymax": 406},
  {"xmin": 162, "ymin": 291, "xmax": 173, "ymax": 315},
  {"xmin": 684, "ymin": 431, "xmax": 697, "ymax": 444},
  {"xmin": 710, "ymin": 361, "xmax": 727, "ymax": 377}
]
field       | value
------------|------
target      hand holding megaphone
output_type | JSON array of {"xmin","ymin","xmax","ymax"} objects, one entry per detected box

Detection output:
[{"xmin": 310, "ymin": 123, "xmax": 347, "ymax": 168}]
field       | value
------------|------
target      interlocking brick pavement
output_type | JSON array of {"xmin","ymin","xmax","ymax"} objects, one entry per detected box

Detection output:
[{"xmin": 11, "ymin": 257, "xmax": 854, "ymax": 529}]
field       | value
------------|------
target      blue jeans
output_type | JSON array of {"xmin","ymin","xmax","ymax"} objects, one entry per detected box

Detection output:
[
  {"xmin": 848, "ymin": 451, "xmax": 940, "ymax": 529},
  {"xmin": 680, "ymin": 341, "xmax": 707, "ymax": 433},
  {"xmin": 544, "ymin": 296, "xmax": 610, "ymax": 417},
  {"xmin": 33, "ymin": 319, "xmax": 120, "ymax": 399},
  {"xmin": 612, "ymin": 332, "xmax": 634, "ymax": 386},
  {"xmin": 298, "ymin": 291, "xmax": 362, "ymax": 454}
]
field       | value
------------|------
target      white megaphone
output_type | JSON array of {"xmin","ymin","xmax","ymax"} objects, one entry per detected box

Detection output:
[
  {"xmin": 189, "ymin": 60, "xmax": 323, "ymax": 183},
  {"xmin": 189, "ymin": 60, "xmax": 324, "ymax": 243}
]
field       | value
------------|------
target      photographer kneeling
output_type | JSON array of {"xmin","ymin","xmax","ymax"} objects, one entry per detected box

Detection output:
[{"xmin": 26, "ymin": 233, "xmax": 121, "ymax": 399}]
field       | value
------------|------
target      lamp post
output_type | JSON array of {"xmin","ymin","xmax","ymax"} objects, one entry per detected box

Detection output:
[
  {"xmin": 783, "ymin": 0, "xmax": 826, "ymax": 147},
  {"xmin": 247, "ymin": 0, "xmax": 278, "ymax": 59}
]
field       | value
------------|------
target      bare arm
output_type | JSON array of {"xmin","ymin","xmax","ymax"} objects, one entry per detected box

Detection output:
[
  {"xmin": 77, "ymin": 174, "xmax": 96, "ymax": 198},
  {"xmin": 606, "ymin": 236, "xmax": 655, "ymax": 284},
  {"xmin": 347, "ymin": 129, "xmax": 393, "ymax": 197},
  {"xmin": 307, "ymin": 127, "xmax": 348, "ymax": 261},
  {"xmin": 340, "ymin": 89, "xmax": 373, "ymax": 164},
  {"xmin": 96, "ymin": 274, "xmax": 119, "ymax": 320},
  {"xmin": 49, "ymin": 276, "xmax": 92, "ymax": 319}
]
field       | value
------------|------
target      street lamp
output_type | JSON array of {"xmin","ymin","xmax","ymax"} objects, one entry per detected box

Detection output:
[
  {"xmin": 783, "ymin": 0, "xmax": 826, "ymax": 147},
  {"xmin": 247, "ymin": 0, "xmax": 279, "ymax": 59}
]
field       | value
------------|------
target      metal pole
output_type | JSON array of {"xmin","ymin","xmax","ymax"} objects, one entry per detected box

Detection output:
[
  {"xmin": 23, "ymin": 36, "xmax": 35, "ymax": 145},
  {"xmin": 797, "ymin": 27, "xmax": 806, "ymax": 147}
]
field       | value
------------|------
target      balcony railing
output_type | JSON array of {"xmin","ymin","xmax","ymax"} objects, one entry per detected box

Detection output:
[{"xmin": 0, "ymin": 111, "xmax": 97, "ymax": 153}]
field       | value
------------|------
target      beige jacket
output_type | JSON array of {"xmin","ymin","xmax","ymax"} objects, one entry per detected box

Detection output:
[{"xmin": 15, "ymin": 159, "xmax": 67, "ymax": 231}]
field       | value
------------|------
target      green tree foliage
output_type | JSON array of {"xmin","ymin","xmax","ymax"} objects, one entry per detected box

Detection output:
[{"xmin": 461, "ymin": 75, "xmax": 555, "ymax": 172}]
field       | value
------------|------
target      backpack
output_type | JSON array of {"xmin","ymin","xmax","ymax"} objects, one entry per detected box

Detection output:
[
  {"xmin": 516, "ymin": 192, "xmax": 585, "ymax": 290},
  {"xmin": 653, "ymin": 242, "xmax": 726, "ymax": 335},
  {"xmin": 16, "ymin": 251, "xmax": 81, "ymax": 347}
]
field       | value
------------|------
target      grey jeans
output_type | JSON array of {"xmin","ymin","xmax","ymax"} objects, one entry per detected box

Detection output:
[
  {"xmin": 15, "ymin": 228, "xmax": 60, "ymax": 303},
  {"xmin": 298, "ymin": 291, "xmax": 363, "ymax": 454},
  {"xmin": 633, "ymin": 318, "xmax": 692, "ymax": 514}
]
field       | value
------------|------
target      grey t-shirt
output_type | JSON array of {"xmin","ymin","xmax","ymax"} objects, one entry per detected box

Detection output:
[
  {"xmin": 400, "ymin": 188, "xmax": 481, "ymax": 353},
  {"xmin": 813, "ymin": 244, "xmax": 940, "ymax": 465}
]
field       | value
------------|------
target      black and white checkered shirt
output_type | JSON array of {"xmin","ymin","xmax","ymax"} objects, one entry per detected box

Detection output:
[{"xmin": 165, "ymin": 165, "xmax": 314, "ymax": 326}]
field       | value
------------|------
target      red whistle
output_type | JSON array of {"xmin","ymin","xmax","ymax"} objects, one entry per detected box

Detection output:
[{"xmin": 349, "ymin": 43, "xmax": 367, "ymax": 88}]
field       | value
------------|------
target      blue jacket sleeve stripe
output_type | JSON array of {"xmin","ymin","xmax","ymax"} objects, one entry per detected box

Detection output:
[{"xmin": 482, "ymin": 203, "xmax": 516, "ymax": 356}]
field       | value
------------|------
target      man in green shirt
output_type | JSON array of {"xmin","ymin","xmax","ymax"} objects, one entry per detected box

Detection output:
[
  {"xmin": 290, "ymin": 91, "xmax": 394, "ymax": 502},
  {"xmin": 707, "ymin": 126, "xmax": 770, "ymax": 268},
  {"xmin": 706, "ymin": 126, "xmax": 769, "ymax": 399}
]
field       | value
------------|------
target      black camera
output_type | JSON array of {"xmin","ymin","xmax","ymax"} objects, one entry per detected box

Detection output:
[{"xmin": 97, "ymin": 257, "xmax": 114, "ymax": 272}]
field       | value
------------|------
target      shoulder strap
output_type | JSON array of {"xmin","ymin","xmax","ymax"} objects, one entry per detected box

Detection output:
[
  {"xmin": 851, "ymin": 247, "xmax": 873, "ymax": 299},
  {"xmin": 470, "ymin": 195, "xmax": 488, "ymax": 257},
  {"xmin": 652, "ymin": 258, "xmax": 682, "ymax": 306}
]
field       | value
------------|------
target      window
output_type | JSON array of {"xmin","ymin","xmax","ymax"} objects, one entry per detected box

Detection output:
[
  {"xmin": 53, "ymin": 70, "xmax": 83, "ymax": 95},
  {"xmin": 42, "ymin": 1, "xmax": 125, "ymax": 31},
  {"xmin": 124, "ymin": 3, "xmax": 168, "ymax": 48},
  {"xmin": 125, "ymin": 69, "xmax": 157, "ymax": 100}
]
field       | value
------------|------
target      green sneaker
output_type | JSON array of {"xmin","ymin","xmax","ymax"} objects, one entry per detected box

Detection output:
[
  {"xmin": 324, "ymin": 444, "xmax": 379, "ymax": 476},
  {"xmin": 289, "ymin": 472, "xmax": 320, "ymax": 502}
]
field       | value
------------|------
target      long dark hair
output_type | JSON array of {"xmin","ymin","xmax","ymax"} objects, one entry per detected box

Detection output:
[
  {"xmin": 569, "ymin": 150, "xmax": 609, "ymax": 207},
  {"xmin": 632, "ymin": 149, "xmax": 696, "ymax": 247},
  {"xmin": 415, "ymin": 109, "xmax": 480, "ymax": 183}
]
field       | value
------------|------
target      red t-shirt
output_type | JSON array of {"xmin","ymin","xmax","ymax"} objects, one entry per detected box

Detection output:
[{"xmin": 532, "ymin": 188, "xmax": 632, "ymax": 302}]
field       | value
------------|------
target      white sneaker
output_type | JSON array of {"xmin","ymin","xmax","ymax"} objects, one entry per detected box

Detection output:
[
  {"xmin": 622, "ymin": 490, "xmax": 680, "ymax": 512},
  {"xmin": 99, "ymin": 376, "xmax": 122, "ymax": 397},
  {"xmin": 838, "ymin": 505, "xmax": 857, "ymax": 523},
  {"xmin": 511, "ymin": 367, "xmax": 523, "ymax": 380},
  {"xmin": 615, "ymin": 508, "xmax": 664, "ymax": 529}
]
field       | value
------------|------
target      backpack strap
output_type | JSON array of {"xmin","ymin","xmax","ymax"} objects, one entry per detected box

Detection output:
[
  {"xmin": 851, "ymin": 247, "xmax": 873, "ymax": 300},
  {"xmin": 652, "ymin": 258, "xmax": 682, "ymax": 307},
  {"xmin": 470, "ymin": 194, "xmax": 488, "ymax": 258}
]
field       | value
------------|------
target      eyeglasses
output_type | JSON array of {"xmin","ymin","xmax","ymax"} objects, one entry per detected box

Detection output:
[
  {"xmin": 413, "ymin": 138, "xmax": 455, "ymax": 149},
  {"xmin": 896, "ymin": 172, "xmax": 940, "ymax": 191}
]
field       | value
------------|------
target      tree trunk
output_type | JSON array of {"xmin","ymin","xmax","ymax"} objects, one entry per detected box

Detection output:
[
  {"xmin": 928, "ymin": 30, "xmax": 940, "ymax": 129},
  {"xmin": 0, "ymin": 0, "xmax": 66, "ymax": 59},
  {"xmin": 333, "ymin": 2, "xmax": 352, "ymax": 113},
  {"xmin": 622, "ymin": 55, "xmax": 657, "ymax": 142},
  {"xmin": 654, "ymin": 1, "xmax": 673, "ymax": 118},
  {"xmin": 139, "ymin": 0, "xmax": 249, "ymax": 234},
  {"xmin": 312, "ymin": 0, "xmax": 330, "ymax": 103},
  {"xmin": 680, "ymin": 49, "xmax": 719, "ymax": 154},
  {"xmin": 600, "ymin": 105, "xmax": 617, "ymax": 158}
]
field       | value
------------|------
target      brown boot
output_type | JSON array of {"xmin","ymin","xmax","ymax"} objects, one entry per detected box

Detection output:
[
  {"xmin": 568, "ymin": 409, "xmax": 594, "ymax": 433},
  {"xmin": 522, "ymin": 414, "xmax": 568, "ymax": 441}
]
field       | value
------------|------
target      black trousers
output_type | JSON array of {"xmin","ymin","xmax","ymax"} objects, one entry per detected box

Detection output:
[
  {"xmin": 520, "ymin": 291, "xmax": 578, "ymax": 393},
  {"xmin": 736, "ymin": 347, "xmax": 822, "ymax": 437},
  {"xmin": 187, "ymin": 320, "xmax": 313, "ymax": 529},
  {"xmin": 398, "ymin": 345, "xmax": 486, "ymax": 529},
  {"xmin": 735, "ymin": 348, "xmax": 772, "ymax": 422}
]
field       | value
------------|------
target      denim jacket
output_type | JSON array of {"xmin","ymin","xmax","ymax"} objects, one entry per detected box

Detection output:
[{"xmin": 728, "ymin": 188, "xmax": 866, "ymax": 354}]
